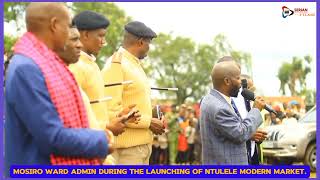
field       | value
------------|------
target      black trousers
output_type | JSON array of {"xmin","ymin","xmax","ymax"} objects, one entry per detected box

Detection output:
[
  {"xmin": 187, "ymin": 144, "xmax": 195, "ymax": 163},
  {"xmin": 246, "ymin": 140, "xmax": 260, "ymax": 165}
]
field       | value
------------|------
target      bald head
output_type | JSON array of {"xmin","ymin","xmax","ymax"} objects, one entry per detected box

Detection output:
[
  {"xmin": 25, "ymin": 3, "xmax": 71, "ymax": 51},
  {"xmin": 211, "ymin": 61, "xmax": 241, "ymax": 97},
  {"xmin": 217, "ymin": 56, "xmax": 241, "ymax": 70},
  {"xmin": 212, "ymin": 61, "xmax": 239, "ymax": 87},
  {"xmin": 217, "ymin": 56, "xmax": 234, "ymax": 63},
  {"xmin": 26, "ymin": 3, "xmax": 69, "ymax": 32}
]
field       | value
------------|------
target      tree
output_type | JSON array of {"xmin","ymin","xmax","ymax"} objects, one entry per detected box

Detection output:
[
  {"xmin": 72, "ymin": 2, "xmax": 131, "ymax": 68},
  {"xmin": 147, "ymin": 33, "xmax": 252, "ymax": 104},
  {"xmin": 302, "ymin": 89, "xmax": 316, "ymax": 108},
  {"xmin": 4, "ymin": 2, "xmax": 29, "ymax": 32},
  {"xmin": 4, "ymin": 35, "xmax": 18, "ymax": 53},
  {"xmin": 147, "ymin": 33, "xmax": 197, "ymax": 104},
  {"xmin": 277, "ymin": 56, "xmax": 312, "ymax": 96},
  {"xmin": 209, "ymin": 34, "xmax": 252, "ymax": 75},
  {"xmin": 230, "ymin": 50, "xmax": 252, "ymax": 76}
]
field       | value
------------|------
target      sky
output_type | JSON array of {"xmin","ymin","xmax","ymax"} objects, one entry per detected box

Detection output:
[
  {"xmin": 4, "ymin": 2, "xmax": 316, "ymax": 97},
  {"xmin": 114, "ymin": 2, "xmax": 317, "ymax": 97}
]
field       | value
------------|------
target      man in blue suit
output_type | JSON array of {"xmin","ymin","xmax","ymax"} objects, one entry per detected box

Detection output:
[
  {"xmin": 5, "ymin": 3, "xmax": 110, "ymax": 176},
  {"xmin": 200, "ymin": 59, "xmax": 265, "ymax": 165}
]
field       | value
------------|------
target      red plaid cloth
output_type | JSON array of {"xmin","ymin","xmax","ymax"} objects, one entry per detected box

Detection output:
[{"xmin": 14, "ymin": 32, "xmax": 101, "ymax": 165}]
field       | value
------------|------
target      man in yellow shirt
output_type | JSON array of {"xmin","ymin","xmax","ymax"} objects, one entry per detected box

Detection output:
[
  {"xmin": 69, "ymin": 11, "xmax": 127, "ymax": 136},
  {"xmin": 102, "ymin": 21, "xmax": 165, "ymax": 165},
  {"xmin": 57, "ymin": 26, "xmax": 142, "ymax": 164},
  {"xmin": 56, "ymin": 26, "xmax": 114, "ymax": 156}
]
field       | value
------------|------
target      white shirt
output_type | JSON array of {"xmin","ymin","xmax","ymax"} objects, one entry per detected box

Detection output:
[
  {"xmin": 232, "ymin": 88, "xmax": 256, "ymax": 157},
  {"xmin": 158, "ymin": 133, "xmax": 168, "ymax": 149},
  {"xmin": 186, "ymin": 126, "xmax": 196, "ymax": 144}
]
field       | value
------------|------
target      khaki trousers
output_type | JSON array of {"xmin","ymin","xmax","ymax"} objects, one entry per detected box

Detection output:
[{"xmin": 111, "ymin": 144, "xmax": 152, "ymax": 165}]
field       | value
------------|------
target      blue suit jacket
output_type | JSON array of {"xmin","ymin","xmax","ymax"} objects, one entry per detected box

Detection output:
[
  {"xmin": 5, "ymin": 55, "xmax": 109, "ymax": 175},
  {"xmin": 200, "ymin": 89, "xmax": 262, "ymax": 165}
]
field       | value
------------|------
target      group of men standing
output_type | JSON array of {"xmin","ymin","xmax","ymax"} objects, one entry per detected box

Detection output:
[
  {"xmin": 5, "ymin": 2, "xmax": 269, "ymax": 175},
  {"xmin": 5, "ymin": 2, "xmax": 165, "ymax": 175}
]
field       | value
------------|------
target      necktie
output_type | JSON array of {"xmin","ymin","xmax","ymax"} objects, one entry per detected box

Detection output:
[
  {"xmin": 244, "ymin": 97, "xmax": 253, "ymax": 163},
  {"xmin": 231, "ymin": 99, "xmax": 252, "ymax": 164},
  {"xmin": 231, "ymin": 99, "xmax": 241, "ymax": 118},
  {"xmin": 244, "ymin": 99, "xmax": 251, "ymax": 112}
]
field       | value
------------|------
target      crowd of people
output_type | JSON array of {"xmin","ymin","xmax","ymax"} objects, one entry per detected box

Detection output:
[
  {"xmin": 150, "ymin": 104, "xmax": 201, "ymax": 165},
  {"xmin": 264, "ymin": 101, "xmax": 305, "ymax": 126},
  {"xmin": 147, "ymin": 98, "xmax": 308, "ymax": 165}
]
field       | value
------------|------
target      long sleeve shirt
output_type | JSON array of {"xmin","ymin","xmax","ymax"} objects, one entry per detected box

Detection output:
[
  {"xmin": 101, "ymin": 47, "xmax": 153, "ymax": 148},
  {"xmin": 79, "ymin": 88, "xmax": 101, "ymax": 130},
  {"xmin": 4, "ymin": 55, "xmax": 108, "ymax": 175},
  {"xmin": 69, "ymin": 51, "xmax": 109, "ymax": 129}
]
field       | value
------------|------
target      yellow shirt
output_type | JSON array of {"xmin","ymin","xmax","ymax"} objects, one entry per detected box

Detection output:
[
  {"xmin": 101, "ymin": 47, "xmax": 153, "ymax": 148},
  {"xmin": 69, "ymin": 51, "xmax": 109, "ymax": 129},
  {"xmin": 79, "ymin": 88, "xmax": 100, "ymax": 130},
  {"xmin": 79, "ymin": 88, "xmax": 115, "ymax": 165}
]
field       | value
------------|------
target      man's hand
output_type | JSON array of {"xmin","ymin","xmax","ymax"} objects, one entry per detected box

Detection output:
[
  {"xmin": 118, "ymin": 104, "xmax": 141, "ymax": 124},
  {"xmin": 149, "ymin": 118, "xmax": 165, "ymax": 135},
  {"xmin": 250, "ymin": 129, "xmax": 268, "ymax": 143},
  {"xmin": 107, "ymin": 104, "xmax": 142, "ymax": 136},
  {"xmin": 253, "ymin": 96, "xmax": 265, "ymax": 111},
  {"xmin": 106, "ymin": 117, "xmax": 126, "ymax": 136}
]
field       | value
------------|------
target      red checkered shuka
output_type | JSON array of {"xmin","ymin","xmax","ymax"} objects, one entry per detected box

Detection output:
[{"xmin": 14, "ymin": 32, "xmax": 101, "ymax": 165}]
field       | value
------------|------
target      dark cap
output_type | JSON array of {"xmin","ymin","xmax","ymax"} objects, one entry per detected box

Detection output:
[
  {"xmin": 73, "ymin": 11, "xmax": 110, "ymax": 31},
  {"xmin": 125, "ymin": 21, "xmax": 157, "ymax": 39}
]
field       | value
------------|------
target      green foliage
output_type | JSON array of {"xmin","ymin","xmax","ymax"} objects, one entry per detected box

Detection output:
[
  {"xmin": 230, "ymin": 51, "xmax": 252, "ymax": 75},
  {"xmin": 4, "ymin": 2, "xmax": 29, "ymax": 23},
  {"xmin": 4, "ymin": 34, "xmax": 18, "ymax": 54},
  {"xmin": 4, "ymin": 2, "xmax": 253, "ymax": 104},
  {"xmin": 148, "ymin": 33, "xmax": 252, "ymax": 104},
  {"xmin": 277, "ymin": 55, "xmax": 313, "ymax": 96},
  {"xmin": 301, "ymin": 89, "xmax": 316, "ymax": 107},
  {"xmin": 4, "ymin": 2, "xmax": 29, "ymax": 32}
]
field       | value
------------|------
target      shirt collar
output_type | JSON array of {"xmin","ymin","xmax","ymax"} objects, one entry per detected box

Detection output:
[
  {"xmin": 119, "ymin": 47, "xmax": 141, "ymax": 65},
  {"xmin": 80, "ymin": 51, "xmax": 96, "ymax": 62}
]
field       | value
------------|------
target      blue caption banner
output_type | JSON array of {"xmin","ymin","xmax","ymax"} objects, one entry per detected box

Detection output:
[{"xmin": 10, "ymin": 165, "xmax": 310, "ymax": 178}]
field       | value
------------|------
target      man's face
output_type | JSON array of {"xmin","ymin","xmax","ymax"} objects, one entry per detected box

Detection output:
[
  {"xmin": 229, "ymin": 76, "xmax": 241, "ymax": 97},
  {"xmin": 179, "ymin": 107, "xmax": 186, "ymax": 117},
  {"xmin": 227, "ymin": 67, "xmax": 242, "ymax": 97},
  {"xmin": 57, "ymin": 28, "xmax": 83, "ymax": 65},
  {"xmin": 247, "ymin": 79, "xmax": 256, "ymax": 92},
  {"xmin": 137, "ymin": 38, "xmax": 151, "ymax": 59},
  {"xmin": 83, "ymin": 28, "xmax": 107, "ymax": 56}
]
